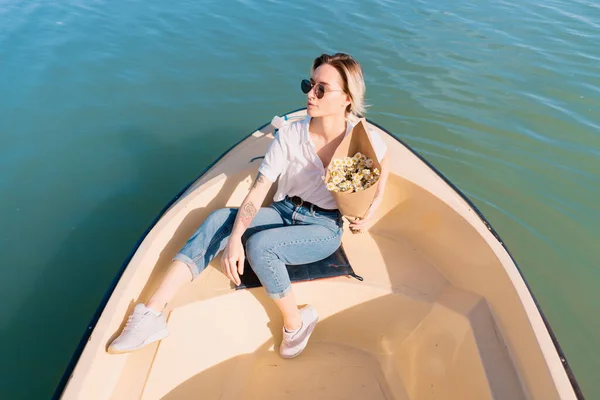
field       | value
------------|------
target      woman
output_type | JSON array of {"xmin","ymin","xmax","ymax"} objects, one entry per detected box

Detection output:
[{"xmin": 108, "ymin": 53, "xmax": 389, "ymax": 358}]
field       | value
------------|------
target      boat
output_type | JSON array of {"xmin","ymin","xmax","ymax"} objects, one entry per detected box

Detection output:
[{"xmin": 54, "ymin": 108, "xmax": 583, "ymax": 399}]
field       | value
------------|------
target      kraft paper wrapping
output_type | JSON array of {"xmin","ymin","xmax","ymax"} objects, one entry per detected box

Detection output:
[{"xmin": 324, "ymin": 119, "xmax": 381, "ymax": 233}]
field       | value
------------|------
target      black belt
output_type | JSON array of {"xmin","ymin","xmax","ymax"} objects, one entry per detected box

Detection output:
[{"xmin": 288, "ymin": 196, "xmax": 337, "ymax": 213}]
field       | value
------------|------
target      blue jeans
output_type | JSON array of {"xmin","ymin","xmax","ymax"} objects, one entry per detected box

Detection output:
[{"xmin": 173, "ymin": 196, "xmax": 344, "ymax": 299}]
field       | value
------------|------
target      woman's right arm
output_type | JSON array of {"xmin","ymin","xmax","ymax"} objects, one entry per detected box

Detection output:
[
  {"xmin": 230, "ymin": 172, "xmax": 273, "ymax": 240},
  {"xmin": 222, "ymin": 124, "xmax": 288, "ymax": 285},
  {"xmin": 221, "ymin": 172, "xmax": 273, "ymax": 285}
]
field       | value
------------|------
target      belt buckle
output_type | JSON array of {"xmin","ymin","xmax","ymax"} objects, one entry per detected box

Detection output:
[{"xmin": 292, "ymin": 196, "xmax": 303, "ymax": 208}]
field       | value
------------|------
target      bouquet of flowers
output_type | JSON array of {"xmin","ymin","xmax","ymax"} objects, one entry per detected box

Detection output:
[
  {"xmin": 322, "ymin": 119, "xmax": 381, "ymax": 233},
  {"xmin": 323, "ymin": 152, "xmax": 380, "ymax": 193}
]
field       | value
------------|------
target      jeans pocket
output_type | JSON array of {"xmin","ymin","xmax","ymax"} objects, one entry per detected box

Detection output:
[{"xmin": 311, "ymin": 210, "xmax": 342, "ymax": 230}]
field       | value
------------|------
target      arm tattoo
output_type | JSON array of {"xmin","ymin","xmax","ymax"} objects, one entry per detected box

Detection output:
[
  {"xmin": 239, "ymin": 201, "xmax": 257, "ymax": 227},
  {"xmin": 252, "ymin": 173, "xmax": 266, "ymax": 190}
]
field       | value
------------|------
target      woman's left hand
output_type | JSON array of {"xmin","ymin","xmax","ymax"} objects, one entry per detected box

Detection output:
[
  {"xmin": 350, "ymin": 155, "xmax": 388, "ymax": 233},
  {"xmin": 349, "ymin": 206, "xmax": 377, "ymax": 233}
]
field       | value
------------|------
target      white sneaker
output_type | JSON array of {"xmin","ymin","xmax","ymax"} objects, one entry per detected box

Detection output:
[
  {"xmin": 108, "ymin": 304, "xmax": 169, "ymax": 354},
  {"xmin": 280, "ymin": 305, "xmax": 319, "ymax": 359}
]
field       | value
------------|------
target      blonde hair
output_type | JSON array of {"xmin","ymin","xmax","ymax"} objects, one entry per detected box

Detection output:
[{"xmin": 311, "ymin": 53, "xmax": 367, "ymax": 117}]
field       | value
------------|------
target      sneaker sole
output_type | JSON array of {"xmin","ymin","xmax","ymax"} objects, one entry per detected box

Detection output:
[
  {"xmin": 280, "ymin": 312, "xmax": 319, "ymax": 359},
  {"xmin": 107, "ymin": 327, "xmax": 169, "ymax": 355}
]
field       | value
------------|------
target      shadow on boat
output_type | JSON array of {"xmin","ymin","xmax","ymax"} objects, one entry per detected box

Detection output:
[
  {"xmin": 160, "ymin": 293, "xmax": 415, "ymax": 400},
  {"xmin": 106, "ymin": 133, "xmax": 276, "ymax": 346}
]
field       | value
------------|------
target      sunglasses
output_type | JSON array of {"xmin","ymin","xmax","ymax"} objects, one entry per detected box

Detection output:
[{"xmin": 301, "ymin": 79, "xmax": 344, "ymax": 99}]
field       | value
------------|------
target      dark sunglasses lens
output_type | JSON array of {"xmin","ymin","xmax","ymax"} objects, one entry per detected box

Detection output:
[
  {"xmin": 316, "ymin": 84, "xmax": 325, "ymax": 99},
  {"xmin": 301, "ymin": 79, "xmax": 311, "ymax": 94}
]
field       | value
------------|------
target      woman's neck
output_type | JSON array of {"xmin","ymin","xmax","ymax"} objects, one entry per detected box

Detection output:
[{"xmin": 309, "ymin": 114, "xmax": 347, "ymax": 142}]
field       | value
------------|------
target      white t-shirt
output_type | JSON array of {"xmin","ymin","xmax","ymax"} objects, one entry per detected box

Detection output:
[{"xmin": 258, "ymin": 116, "xmax": 388, "ymax": 210}]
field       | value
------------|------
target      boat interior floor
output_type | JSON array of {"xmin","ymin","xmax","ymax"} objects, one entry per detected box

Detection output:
[{"xmin": 109, "ymin": 226, "xmax": 524, "ymax": 400}]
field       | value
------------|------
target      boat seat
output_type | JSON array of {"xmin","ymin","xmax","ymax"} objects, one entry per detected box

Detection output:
[{"xmin": 235, "ymin": 244, "xmax": 362, "ymax": 290}]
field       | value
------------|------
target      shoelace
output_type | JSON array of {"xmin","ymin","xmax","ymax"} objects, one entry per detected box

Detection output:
[{"xmin": 123, "ymin": 311, "xmax": 146, "ymax": 332}]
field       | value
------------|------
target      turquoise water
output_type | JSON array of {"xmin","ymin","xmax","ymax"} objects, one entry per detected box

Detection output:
[{"xmin": 1, "ymin": 0, "xmax": 598, "ymax": 398}]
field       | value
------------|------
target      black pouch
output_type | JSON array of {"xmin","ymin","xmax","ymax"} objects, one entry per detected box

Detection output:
[{"xmin": 235, "ymin": 245, "xmax": 363, "ymax": 290}]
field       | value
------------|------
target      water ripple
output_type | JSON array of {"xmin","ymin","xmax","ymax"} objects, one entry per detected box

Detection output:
[{"xmin": 1, "ymin": 0, "xmax": 599, "ymax": 398}]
